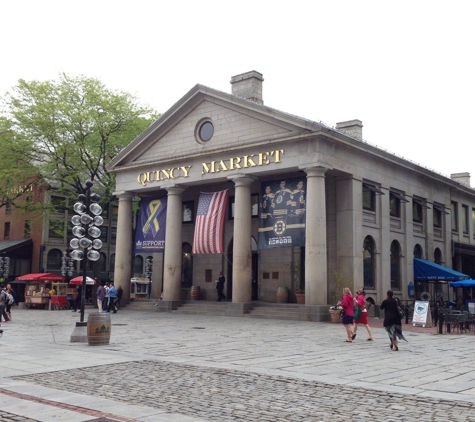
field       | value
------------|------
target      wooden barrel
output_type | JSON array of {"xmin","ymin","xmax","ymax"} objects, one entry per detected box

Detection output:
[
  {"xmin": 191, "ymin": 286, "xmax": 200, "ymax": 300},
  {"xmin": 276, "ymin": 287, "xmax": 288, "ymax": 303},
  {"xmin": 87, "ymin": 312, "xmax": 111, "ymax": 346}
]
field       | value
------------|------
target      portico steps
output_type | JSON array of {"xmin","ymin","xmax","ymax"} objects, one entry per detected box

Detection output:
[{"xmin": 124, "ymin": 300, "xmax": 329, "ymax": 322}]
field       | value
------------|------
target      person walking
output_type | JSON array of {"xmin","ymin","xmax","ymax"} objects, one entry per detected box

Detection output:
[
  {"xmin": 380, "ymin": 290, "xmax": 407, "ymax": 351},
  {"xmin": 96, "ymin": 282, "xmax": 106, "ymax": 312},
  {"xmin": 116, "ymin": 285, "xmax": 123, "ymax": 309},
  {"xmin": 353, "ymin": 287, "xmax": 373, "ymax": 341},
  {"xmin": 338, "ymin": 287, "xmax": 355, "ymax": 343},
  {"xmin": 5, "ymin": 284, "xmax": 16, "ymax": 321},
  {"xmin": 216, "ymin": 272, "xmax": 226, "ymax": 302},
  {"xmin": 108, "ymin": 283, "xmax": 118, "ymax": 313},
  {"xmin": 0, "ymin": 285, "xmax": 10, "ymax": 322},
  {"xmin": 72, "ymin": 284, "xmax": 82, "ymax": 312},
  {"xmin": 102, "ymin": 282, "xmax": 110, "ymax": 312}
]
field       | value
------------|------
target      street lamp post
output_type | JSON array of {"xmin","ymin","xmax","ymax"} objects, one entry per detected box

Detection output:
[{"xmin": 69, "ymin": 180, "xmax": 103, "ymax": 342}]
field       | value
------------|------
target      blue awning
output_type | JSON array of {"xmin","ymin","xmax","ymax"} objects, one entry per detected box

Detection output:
[
  {"xmin": 414, "ymin": 258, "xmax": 470, "ymax": 281},
  {"xmin": 450, "ymin": 280, "xmax": 475, "ymax": 288}
]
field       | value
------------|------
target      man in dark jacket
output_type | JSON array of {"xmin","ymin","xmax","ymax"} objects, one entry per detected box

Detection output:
[{"xmin": 216, "ymin": 272, "xmax": 226, "ymax": 302}]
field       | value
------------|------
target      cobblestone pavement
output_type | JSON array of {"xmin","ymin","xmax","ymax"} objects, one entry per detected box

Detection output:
[
  {"xmin": 11, "ymin": 360, "xmax": 475, "ymax": 422},
  {"xmin": 1, "ymin": 307, "xmax": 475, "ymax": 421}
]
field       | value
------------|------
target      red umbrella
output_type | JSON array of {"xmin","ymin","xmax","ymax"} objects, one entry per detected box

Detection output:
[
  {"xmin": 69, "ymin": 276, "xmax": 96, "ymax": 285},
  {"xmin": 15, "ymin": 273, "xmax": 65, "ymax": 281}
]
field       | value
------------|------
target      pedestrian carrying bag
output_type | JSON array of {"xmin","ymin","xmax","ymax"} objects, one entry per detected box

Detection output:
[{"xmin": 397, "ymin": 305, "xmax": 405, "ymax": 318}]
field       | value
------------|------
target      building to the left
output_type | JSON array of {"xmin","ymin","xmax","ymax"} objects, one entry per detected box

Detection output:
[{"xmin": 0, "ymin": 178, "xmax": 141, "ymax": 300}]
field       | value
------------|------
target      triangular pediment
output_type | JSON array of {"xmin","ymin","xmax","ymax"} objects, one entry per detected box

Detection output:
[{"xmin": 108, "ymin": 84, "xmax": 322, "ymax": 170}]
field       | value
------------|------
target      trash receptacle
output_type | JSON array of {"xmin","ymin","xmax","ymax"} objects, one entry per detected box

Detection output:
[{"xmin": 87, "ymin": 312, "xmax": 111, "ymax": 346}]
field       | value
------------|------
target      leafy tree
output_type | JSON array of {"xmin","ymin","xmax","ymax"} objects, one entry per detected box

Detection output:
[{"xmin": 2, "ymin": 73, "xmax": 158, "ymax": 208}]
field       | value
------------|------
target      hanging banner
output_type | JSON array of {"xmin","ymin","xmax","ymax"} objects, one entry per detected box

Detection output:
[
  {"xmin": 134, "ymin": 197, "xmax": 167, "ymax": 253},
  {"xmin": 258, "ymin": 177, "xmax": 306, "ymax": 249}
]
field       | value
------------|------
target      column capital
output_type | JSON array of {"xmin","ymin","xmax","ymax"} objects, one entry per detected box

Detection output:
[
  {"xmin": 166, "ymin": 186, "xmax": 186, "ymax": 196},
  {"xmin": 227, "ymin": 174, "xmax": 257, "ymax": 187},
  {"xmin": 301, "ymin": 166, "xmax": 330, "ymax": 178},
  {"xmin": 114, "ymin": 192, "xmax": 135, "ymax": 201}
]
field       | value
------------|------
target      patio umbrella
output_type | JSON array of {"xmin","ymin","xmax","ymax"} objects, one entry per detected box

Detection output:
[{"xmin": 69, "ymin": 276, "xmax": 96, "ymax": 285}]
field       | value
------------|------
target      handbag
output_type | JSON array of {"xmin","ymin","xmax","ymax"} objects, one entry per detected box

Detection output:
[
  {"xmin": 354, "ymin": 307, "xmax": 362, "ymax": 320},
  {"xmin": 339, "ymin": 308, "xmax": 345, "ymax": 318},
  {"xmin": 397, "ymin": 305, "xmax": 405, "ymax": 318}
]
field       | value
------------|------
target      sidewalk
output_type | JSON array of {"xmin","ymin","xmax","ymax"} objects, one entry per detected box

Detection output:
[{"xmin": 1, "ymin": 307, "xmax": 475, "ymax": 421}]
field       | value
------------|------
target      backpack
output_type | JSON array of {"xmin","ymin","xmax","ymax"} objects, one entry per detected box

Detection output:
[{"xmin": 2, "ymin": 290, "xmax": 14, "ymax": 305}]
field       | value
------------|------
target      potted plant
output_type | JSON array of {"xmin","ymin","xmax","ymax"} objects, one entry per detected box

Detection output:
[
  {"xmin": 295, "ymin": 288, "xmax": 305, "ymax": 304},
  {"xmin": 329, "ymin": 304, "xmax": 343, "ymax": 323}
]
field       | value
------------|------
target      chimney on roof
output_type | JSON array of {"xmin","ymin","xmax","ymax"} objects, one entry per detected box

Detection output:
[
  {"xmin": 451, "ymin": 172, "xmax": 471, "ymax": 187},
  {"xmin": 336, "ymin": 119, "xmax": 363, "ymax": 139},
  {"xmin": 230, "ymin": 71, "xmax": 264, "ymax": 104}
]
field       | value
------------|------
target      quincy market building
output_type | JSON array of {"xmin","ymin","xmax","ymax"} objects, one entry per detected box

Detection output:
[{"xmin": 107, "ymin": 71, "xmax": 475, "ymax": 320}]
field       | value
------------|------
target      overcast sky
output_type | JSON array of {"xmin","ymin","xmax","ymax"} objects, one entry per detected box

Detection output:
[{"xmin": 2, "ymin": 1, "xmax": 474, "ymax": 184}]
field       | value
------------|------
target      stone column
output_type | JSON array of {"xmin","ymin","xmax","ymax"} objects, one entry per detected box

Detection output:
[
  {"xmin": 230, "ymin": 175, "xmax": 254, "ymax": 303},
  {"xmin": 114, "ymin": 192, "xmax": 134, "ymax": 301},
  {"xmin": 163, "ymin": 186, "xmax": 185, "ymax": 302},
  {"xmin": 304, "ymin": 167, "xmax": 328, "ymax": 305}
]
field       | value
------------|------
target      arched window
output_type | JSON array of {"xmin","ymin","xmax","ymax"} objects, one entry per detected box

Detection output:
[
  {"xmin": 390, "ymin": 240, "xmax": 401, "ymax": 290},
  {"xmin": 413, "ymin": 244, "xmax": 423, "ymax": 259},
  {"xmin": 47, "ymin": 249, "xmax": 63, "ymax": 271},
  {"xmin": 182, "ymin": 242, "xmax": 193, "ymax": 287},
  {"xmin": 434, "ymin": 248, "xmax": 442, "ymax": 264},
  {"xmin": 363, "ymin": 236, "xmax": 375, "ymax": 289},
  {"xmin": 109, "ymin": 254, "xmax": 115, "ymax": 273},
  {"xmin": 133, "ymin": 255, "xmax": 144, "ymax": 275}
]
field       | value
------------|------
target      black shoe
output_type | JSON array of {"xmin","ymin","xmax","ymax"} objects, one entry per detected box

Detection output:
[{"xmin": 113, "ymin": 311, "xmax": 117, "ymax": 313}]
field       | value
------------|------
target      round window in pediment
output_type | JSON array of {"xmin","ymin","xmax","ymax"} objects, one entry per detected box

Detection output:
[{"xmin": 195, "ymin": 119, "xmax": 214, "ymax": 143}]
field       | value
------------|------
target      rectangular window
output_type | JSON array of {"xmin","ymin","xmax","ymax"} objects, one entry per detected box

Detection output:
[
  {"xmin": 6, "ymin": 201, "xmax": 12, "ymax": 214},
  {"xmin": 362, "ymin": 183, "xmax": 383, "ymax": 212},
  {"xmin": 24, "ymin": 220, "xmax": 31, "ymax": 237},
  {"xmin": 4, "ymin": 222, "xmax": 10, "ymax": 239},
  {"xmin": 100, "ymin": 227, "xmax": 108, "ymax": 244},
  {"xmin": 48, "ymin": 220, "xmax": 65, "ymax": 239},
  {"xmin": 389, "ymin": 191, "xmax": 408, "ymax": 218},
  {"xmin": 433, "ymin": 207, "xmax": 442, "ymax": 228},
  {"xmin": 412, "ymin": 200, "xmax": 423, "ymax": 223},
  {"xmin": 111, "ymin": 205, "xmax": 118, "ymax": 220},
  {"xmin": 462, "ymin": 205, "xmax": 469, "ymax": 233},
  {"xmin": 205, "ymin": 269, "xmax": 212, "ymax": 283},
  {"xmin": 111, "ymin": 227, "xmax": 117, "ymax": 244},
  {"xmin": 363, "ymin": 185, "xmax": 375, "ymax": 211},
  {"xmin": 472, "ymin": 208, "xmax": 475, "ymax": 236},
  {"xmin": 50, "ymin": 195, "xmax": 66, "ymax": 213},
  {"xmin": 451, "ymin": 201, "xmax": 458, "ymax": 231}
]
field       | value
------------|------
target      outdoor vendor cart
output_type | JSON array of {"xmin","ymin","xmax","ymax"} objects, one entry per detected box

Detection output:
[{"xmin": 15, "ymin": 273, "xmax": 67, "ymax": 310}]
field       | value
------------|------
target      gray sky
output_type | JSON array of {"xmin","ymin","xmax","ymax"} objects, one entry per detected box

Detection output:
[{"xmin": 1, "ymin": 1, "xmax": 474, "ymax": 183}]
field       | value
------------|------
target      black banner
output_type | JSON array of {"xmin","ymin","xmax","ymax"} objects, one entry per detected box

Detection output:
[{"xmin": 258, "ymin": 177, "xmax": 306, "ymax": 249}]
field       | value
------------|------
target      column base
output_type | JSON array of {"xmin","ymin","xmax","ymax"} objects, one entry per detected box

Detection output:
[
  {"xmin": 155, "ymin": 300, "xmax": 182, "ymax": 312},
  {"xmin": 225, "ymin": 302, "xmax": 253, "ymax": 317},
  {"xmin": 298, "ymin": 305, "xmax": 333, "ymax": 322}
]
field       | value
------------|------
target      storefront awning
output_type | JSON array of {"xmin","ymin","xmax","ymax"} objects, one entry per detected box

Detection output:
[
  {"xmin": 0, "ymin": 238, "xmax": 33, "ymax": 254},
  {"xmin": 414, "ymin": 258, "xmax": 470, "ymax": 281}
]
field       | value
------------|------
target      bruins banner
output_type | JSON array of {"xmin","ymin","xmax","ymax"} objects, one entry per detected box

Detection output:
[
  {"xmin": 258, "ymin": 177, "xmax": 306, "ymax": 249},
  {"xmin": 134, "ymin": 197, "xmax": 167, "ymax": 253}
]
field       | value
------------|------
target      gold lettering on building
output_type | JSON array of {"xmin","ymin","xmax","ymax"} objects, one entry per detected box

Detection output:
[
  {"xmin": 137, "ymin": 166, "xmax": 192, "ymax": 187},
  {"xmin": 201, "ymin": 149, "xmax": 284, "ymax": 175}
]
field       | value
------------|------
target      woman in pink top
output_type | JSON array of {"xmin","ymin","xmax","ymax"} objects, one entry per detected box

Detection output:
[
  {"xmin": 353, "ymin": 287, "xmax": 373, "ymax": 341},
  {"xmin": 338, "ymin": 287, "xmax": 355, "ymax": 342}
]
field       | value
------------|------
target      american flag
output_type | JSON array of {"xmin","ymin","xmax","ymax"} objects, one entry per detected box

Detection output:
[{"xmin": 192, "ymin": 189, "xmax": 229, "ymax": 254}]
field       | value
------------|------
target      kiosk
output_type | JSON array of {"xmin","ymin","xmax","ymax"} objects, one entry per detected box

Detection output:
[{"xmin": 130, "ymin": 277, "xmax": 151, "ymax": 299}]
